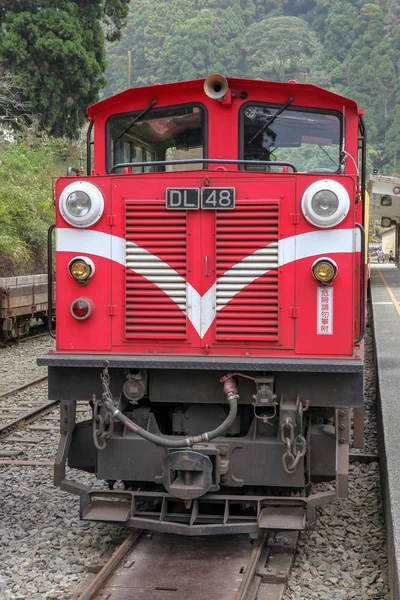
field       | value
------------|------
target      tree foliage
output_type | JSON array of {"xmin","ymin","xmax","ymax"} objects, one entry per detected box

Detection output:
[
  {"xmin": 243, "ymin": 17, "xmax": 320, "ymax": 81},
  {"xmin": 0, "ymin": 1, "xmax": 130, "ymax": 137},
  {"xmin": 102, "ymin": 0, "xmax": 400, "ymax": 174},
  {"xmin": 0, "ymin": 63, "xmax": 28, "ymax": 126},
  {"xmin": 0, "ymin": 137, "xmax": 80, "ymax": 275}
]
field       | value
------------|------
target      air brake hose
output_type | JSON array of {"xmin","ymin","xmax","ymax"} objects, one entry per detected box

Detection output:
[{"xmin": 101, "ymin": 377, "xmax": 239, "ymax": 449}]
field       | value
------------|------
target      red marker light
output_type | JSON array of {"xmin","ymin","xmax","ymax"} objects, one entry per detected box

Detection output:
[{"xmin": 70, "ymin": 297, "xmax": 93, "ymax": 320}]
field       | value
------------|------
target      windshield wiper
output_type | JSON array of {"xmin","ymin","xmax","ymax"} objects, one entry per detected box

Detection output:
[
  {"xmin": 114, "ymin": 98, "xmax": 158, "ymax": 143},
  {"xmin": 318, "ymin": 145, "xmax": 338, "ymax": 167},
  {"xmin": 248, "ymin": 96, "xmax": 294, "ymax": 145}
]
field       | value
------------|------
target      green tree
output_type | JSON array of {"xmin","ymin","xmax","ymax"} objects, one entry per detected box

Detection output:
[
  {"xmin": 324, "ymin": 1, "xmax": 358, "ymax": 62},
  {"xmin": 386, "ymin": 95, "xmax": 400, "ymax": 168},
  {"xmin": 354, "ymin": 3, "xmax": 385, "ymax": 46},
  {"xmin": 0, "ymin": 1, "xmax": 129, "ymax": 137},
  {"xmin": 243, "ymin": 16, "xmax": 321, "ymax": 81},
  {"xmin": 160, "ymin": 8, "xmax": 244, "ymax": 81},
  {"xmin": 103, "ymin": 0, "xmax": 196, "ymax": 94}
]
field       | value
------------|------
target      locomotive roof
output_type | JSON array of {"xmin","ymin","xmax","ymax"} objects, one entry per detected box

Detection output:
[{"xmin": 87, "ymin": 77, "xmax": 359, "ymax": 120}]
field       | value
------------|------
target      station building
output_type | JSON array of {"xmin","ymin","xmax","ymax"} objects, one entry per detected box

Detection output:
[{"xmin": 369, "ymin": 174, "xmax": 400, "ymax": 266}]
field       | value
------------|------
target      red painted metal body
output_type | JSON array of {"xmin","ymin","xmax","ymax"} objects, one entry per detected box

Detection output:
[{"xmin": 54, "ymin": 77, "xmax": 363, "ymax": 361}]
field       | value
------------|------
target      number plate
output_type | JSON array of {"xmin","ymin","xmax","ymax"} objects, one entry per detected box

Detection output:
[
  {"xmin": 201, "ymin": 187, "xmax": 235, "ymax": 210},
  {"xmin": 166, "ymin": 188, "xmax": 200, "ymax": 210}
]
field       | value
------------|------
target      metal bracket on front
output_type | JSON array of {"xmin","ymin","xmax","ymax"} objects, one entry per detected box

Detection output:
[{"xmin": 336, "ymin": 407, "xmax": 350, "ymax": 498}]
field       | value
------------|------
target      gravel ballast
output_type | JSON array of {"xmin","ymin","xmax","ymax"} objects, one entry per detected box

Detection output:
[
  {"xmin": 0, "ymin": 337, "xmax": 53, "ymax": 396},
  {"xmin": 0, "ymin": 325, "xmax": 390, "ymax": 599}
]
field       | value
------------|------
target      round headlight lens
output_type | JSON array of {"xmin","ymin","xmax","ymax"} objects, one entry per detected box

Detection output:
[
  {"xmin": 70, "ymin": 259, "xmax": 91, "ymax": 281},
  {"xmin": 68, "ymin": 256, "xmax": 95, "ymax": 283},
  {"xmin": 66, "ymin": 191, "xmax": 91, "ymax": 217},
  {"xmin": 311, "ymin": 190, "xmax": 339, "ymax": 218},
  {"xmin": 312, "ymin": 258, "xmax": 338, "ymax": 284},
  {"xmin": 301, "ymin": 180, "xmax": 350, "ymax": 228},
  {"xmin": 59, "ymin": 181, "xmax": 104, "ymax": 228}
]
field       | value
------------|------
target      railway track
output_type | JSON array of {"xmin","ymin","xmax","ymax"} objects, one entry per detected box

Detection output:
[
  {"xmin": 77, "ymin": 529, "xmax": 298, "ymax": 600},
  {"xmin": 0, "ymin": 375, "xmax": 52, "ymax": 433},
  {"xmin": 0, "ymin": 373, "xmax": 91, "ymax": 466},
  {"xmin": 0, "ymin": 374, "xmax": 58, "ymax": 462}
]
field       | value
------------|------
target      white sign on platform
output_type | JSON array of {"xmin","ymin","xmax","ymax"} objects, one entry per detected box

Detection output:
[{"xmin": 317, "ymin": 287, "xmax": 333, "ymax": 335}]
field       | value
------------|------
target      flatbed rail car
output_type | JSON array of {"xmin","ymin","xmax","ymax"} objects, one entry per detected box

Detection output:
[
  {"xmin": 38, "ymin": 74, "xmax": 367, "ymax": 535},
  {"xmin": 0, "ymin": 274, "xmax": 52, "ymax": 342}
]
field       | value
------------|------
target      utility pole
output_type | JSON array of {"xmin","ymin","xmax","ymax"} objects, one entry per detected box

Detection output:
[{"xmin": 127, "ymin": 51, "xmax": 131, "ymax": 89}]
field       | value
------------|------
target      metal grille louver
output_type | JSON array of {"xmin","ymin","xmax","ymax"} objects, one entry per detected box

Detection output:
[
  {"xmin": 215, "ymin": 200, "xmax": 279, "ymax": 340},
  {"xmin": 125, "ymin": 200, "xmax": 187, "ymax": 338}
]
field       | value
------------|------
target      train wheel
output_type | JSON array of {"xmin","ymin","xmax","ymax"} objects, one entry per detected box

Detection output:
[{"xmin": 0, "ymin": 330, "xmax": 12, "ymax": 344}]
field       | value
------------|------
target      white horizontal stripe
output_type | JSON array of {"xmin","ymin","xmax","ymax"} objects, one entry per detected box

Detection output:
[{"xmin": 57, "ymin": 227, "xmax": 360, "ymax": 339}]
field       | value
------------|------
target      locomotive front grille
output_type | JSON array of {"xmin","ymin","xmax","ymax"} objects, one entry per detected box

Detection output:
[
  {"xmin": 215, "ymin": 200, "xmax": 279, "ymax": 341},
  {"xmin": 125, "ymin": 200, "xmax": 187, "ymax": 338}
]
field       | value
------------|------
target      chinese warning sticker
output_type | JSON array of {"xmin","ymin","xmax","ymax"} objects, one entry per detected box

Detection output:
[{"xmin": 317, "ymin": 287, "xmax": 333, "ymax": 335}]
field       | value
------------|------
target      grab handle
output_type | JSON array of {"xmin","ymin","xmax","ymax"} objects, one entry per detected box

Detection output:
[
  {"xmin": 355, "ymin": 223, "xmax": 365, "ymax": 344},
  {"xmin": 47, "ymin": 224, "xmax": 56, "ymax": 339}
]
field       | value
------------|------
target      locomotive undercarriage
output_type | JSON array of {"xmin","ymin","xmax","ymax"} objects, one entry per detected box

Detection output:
[{"xmin": 45, "ymin": 360, "xmax": 363, "ymax": 535}]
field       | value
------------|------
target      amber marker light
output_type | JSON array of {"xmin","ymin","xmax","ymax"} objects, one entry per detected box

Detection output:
[
  {"xmin": 312, "ymin": 258, "xmax": 338, "ymax": 285},
  {"xmin": 68, "ymin": 256, "xmax": 95, "ymax": 284},
  {"xmin": 70, "ymin": 297, "xmax": 94, "ymax": 320}
]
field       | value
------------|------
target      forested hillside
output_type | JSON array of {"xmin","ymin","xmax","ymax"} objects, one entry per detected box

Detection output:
[{"xmin": 104, "ymin": 0, "xmax": 400, "ymax": 173}]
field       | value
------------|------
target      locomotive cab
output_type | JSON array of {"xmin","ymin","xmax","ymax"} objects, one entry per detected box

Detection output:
[{"xmin": 39, "ymin": 75, "xmax": 366, "ymax": 535}]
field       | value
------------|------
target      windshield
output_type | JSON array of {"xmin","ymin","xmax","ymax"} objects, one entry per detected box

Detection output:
[
  {"xmin": 108, "ymin": 104, "xmax": 206, "ymax": 173},
  {"xmin": 241, "ymin": 104, "xmax": 341, "ymax": 173}
]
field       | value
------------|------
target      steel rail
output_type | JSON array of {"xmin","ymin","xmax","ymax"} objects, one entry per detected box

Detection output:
[
  {"xmin": 0, "ymin": 398, "xmax": 58, "ymax": 436},
  {"xmin": 0, "ymin": 375, "xmax": 48, "ymax": 398},
  {"xmin": 78, "ymin": 530, "xmax": 143, "ymax": 600},
  {"xmin": 237, "ymin": 531, "xmax": 269, "ymax": 600}
]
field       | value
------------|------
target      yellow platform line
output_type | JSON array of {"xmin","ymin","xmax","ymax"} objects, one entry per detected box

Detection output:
[{"xmin": 377, "ymin": 269, "xmax": 400, "ymax": 317}]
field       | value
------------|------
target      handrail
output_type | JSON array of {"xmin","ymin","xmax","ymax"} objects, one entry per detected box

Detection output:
[
  {"xmin": 358, "ymin": 114, "xmax": 367, "ymax": 224},
  {"xmin": 67, "ymin": 167, "xmax": 81, "ymax": 176},
  {"xmin": 355, "ymin": 223, "xmax": 365, "ymax": 344},
  {"xmin": 111, "ymin": 158, "xmax": 297, "ymax": 173},
  {"xmin": 87, "ymin": 120, "xmax": 94, "ymax": 176},
  {"xmin": 47, "ymin": 223, "xmax": 56, "ymax": 339}
]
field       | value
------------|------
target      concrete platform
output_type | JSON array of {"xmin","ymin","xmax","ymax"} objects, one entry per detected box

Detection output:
[{"xmin": 370, "ymin": 263, "xmax": 400, "ymax": 600}]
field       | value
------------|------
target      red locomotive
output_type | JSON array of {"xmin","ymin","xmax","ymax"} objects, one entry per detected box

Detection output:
[{"xmin": 39, "ymin": 74, "xmax": 366, "ymax": 534}]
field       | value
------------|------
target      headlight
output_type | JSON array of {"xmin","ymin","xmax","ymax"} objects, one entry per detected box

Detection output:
[
  {"xmin": 66, "ymin": 191, "xmax": 91, "ymax": 217},
  {"xmin": 302, "ymin": 180, "xmax": 350, "ymax": 228},
  {"xmin": 68, "ymin": 256, "xmax": 95, "ymax": 283},
  {"xmin": 312, "ymin": 257, "xmax": 338, "ymax": 284},
  {"xmin": 59, "ymin": 181, "xmax": 104, "ymax": 227}
]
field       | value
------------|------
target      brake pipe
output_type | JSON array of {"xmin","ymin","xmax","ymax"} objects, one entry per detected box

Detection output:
[{"xmin": 101, "ymin": 374, "xmax": 239, "ymax": 449}]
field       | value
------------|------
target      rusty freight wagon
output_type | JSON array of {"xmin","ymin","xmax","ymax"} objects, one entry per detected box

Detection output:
[{"xmin": 0, "ymin": 274, "xmax": 53, "ymax": 342}]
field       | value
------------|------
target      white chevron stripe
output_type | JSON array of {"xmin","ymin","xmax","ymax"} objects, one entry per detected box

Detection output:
[
  {"xmin": 126, "ymin": 241, "xmax": 187, "ymax": 310},
  {"xmin": 56, "ymin": 227, "xmax": 360, "ymax": 338}
]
